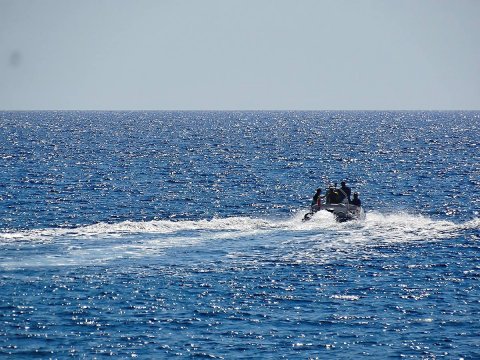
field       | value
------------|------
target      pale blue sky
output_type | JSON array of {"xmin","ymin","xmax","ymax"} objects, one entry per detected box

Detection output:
[{"xmin": 1, "ymin": 0, "xmax": 479, "ymax": 110}]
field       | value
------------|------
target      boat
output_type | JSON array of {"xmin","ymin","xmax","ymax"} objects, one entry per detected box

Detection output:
[
  {"xmin": 322, "ymin": 202, "xmax": 365, "ymax": 222},
  {"xmin": 303, "ymin": 186, "xmax": 365, "ymax": 222}
]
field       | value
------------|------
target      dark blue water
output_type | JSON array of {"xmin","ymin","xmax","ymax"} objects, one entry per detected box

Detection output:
[{"xmin": 1, "ymin": 111, "xmax": 479, "ymax": 358}]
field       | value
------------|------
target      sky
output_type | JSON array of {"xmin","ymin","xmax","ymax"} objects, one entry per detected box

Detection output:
[{"xmin": 1, "ymin": 0, "xmax": 479, "ymax": 110}]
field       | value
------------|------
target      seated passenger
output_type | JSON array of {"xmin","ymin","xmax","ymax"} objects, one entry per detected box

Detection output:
[
  {"xmin": 351, "ymin": 192, "xmax": 361, "ymax": 206},
  {"xmin": 311, "ymin": 188, "xmax": 322, "ymax": 205},
  {"xmin": 311, "ymin": 188, "xmax": 322, "ymax": 211},
  {"xmin": 326, "ymin": 186, "xmax": 339, "ymax": 204},
  {"xmin": 340, "ymin": 181, "xmax": 352, "ymax": 203}
]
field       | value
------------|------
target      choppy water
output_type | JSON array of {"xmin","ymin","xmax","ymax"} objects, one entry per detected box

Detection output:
[{"xmin": 0, "ymin": 111, "xmax": 479, "ymax": 358}]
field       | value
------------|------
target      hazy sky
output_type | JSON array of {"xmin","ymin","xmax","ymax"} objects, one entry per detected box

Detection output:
[{"xmin": 1, "ymin": 0, "xmax": 479, "ymax": 110}]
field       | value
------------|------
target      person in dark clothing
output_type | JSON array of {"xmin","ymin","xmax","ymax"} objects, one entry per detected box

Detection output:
[
  {"xmin": 326, "ymin": 186, "xmax": 339, "ymax": 204},
  {"xmin": 311, "ymin": 188, "xmax": 322, "ymax": 207},
  {"xmin": 340, "ymin": 181, "xmax": 352, "ymax": 203},
  {"xmin": 310, "ymin": 188, "xmax": 323, "ymax": 212},
  {"xmin": 351, "ymin": 192, "xmax": 361, "ymax": 206},
  {"xmin": 304, "ymin": 188, "xmax": 323, "ymax": 221}
]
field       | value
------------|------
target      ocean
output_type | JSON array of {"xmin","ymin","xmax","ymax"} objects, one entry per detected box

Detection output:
[{"xmin": 0, "ymin": 111, "xmax": 479, "ymax": 358}]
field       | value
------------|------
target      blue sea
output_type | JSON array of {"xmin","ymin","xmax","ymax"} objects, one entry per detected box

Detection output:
[{"xmin": 0, "ymin": 111, "xmax": 479, "ymax": 358}]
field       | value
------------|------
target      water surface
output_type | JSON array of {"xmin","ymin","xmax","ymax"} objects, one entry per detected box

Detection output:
[{"xmin": 0, "ymin": 111, "xmax": 479, "ymax": 358}]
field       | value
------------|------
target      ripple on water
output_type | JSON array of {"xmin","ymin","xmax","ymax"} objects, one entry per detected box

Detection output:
[{"xmin": 1, "ymin": 111, "xmax": 479, "ymax": 358}]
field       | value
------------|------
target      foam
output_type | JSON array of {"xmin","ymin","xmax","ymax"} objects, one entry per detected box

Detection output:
[
  {"xmin": 0, "ymin": 211, "xmax": 476, "ymax": 243},
  {"xmin": 0, "ymin": 217, "xmax": 275, "ymax": 242},
  {"xmin": 0, "ymin": 212, "xmax": 477, "ymax": 269}
]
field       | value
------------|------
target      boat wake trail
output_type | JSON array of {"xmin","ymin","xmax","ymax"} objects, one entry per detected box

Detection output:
[{"xmin": 0, "ymin": 212, "xmax": 478, "ymax": 269}]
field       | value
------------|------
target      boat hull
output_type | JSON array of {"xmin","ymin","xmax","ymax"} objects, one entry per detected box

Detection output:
[
  {"xmin": 303, "ymin": 203, "xmax": 365, "ymax": 222},
  {"xmin": 324, "ymin": 203, "xmax": 365, "ymax": 222}
]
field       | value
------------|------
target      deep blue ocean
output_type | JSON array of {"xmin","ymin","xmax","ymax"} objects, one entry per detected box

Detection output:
[{"xmin": 0, "ymin": 111, "xmax": 479, "ymax": 358}]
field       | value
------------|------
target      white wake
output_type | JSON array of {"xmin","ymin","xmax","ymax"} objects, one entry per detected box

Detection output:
[{"xmin": 0, "ymin": 212, "xmax": 477, "ymax": 269}]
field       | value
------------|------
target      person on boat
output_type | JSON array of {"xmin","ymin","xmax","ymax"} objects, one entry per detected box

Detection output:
[
  {"xmin": 303, "ymin": 188, "xmax": 323, "ymax": 221},
  {"xmin": 311, "ymin": 188, "xmax": 322, "ymax": 211},
  {"xmin": 326, "ymin": 185, "xmax": 339, "ymax": 204},
  {"xmin": 351, "ymin": 192, "xmax": 361, "ymax": 206},
  {"xmin": 339, "ymin": 181, "xmax": 351, "ymax": 203}
]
